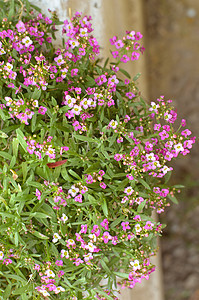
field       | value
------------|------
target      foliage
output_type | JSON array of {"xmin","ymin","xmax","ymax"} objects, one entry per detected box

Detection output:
[{"xmin": 0, "ymin": 1, "xmax": 195, "ymax": 299}]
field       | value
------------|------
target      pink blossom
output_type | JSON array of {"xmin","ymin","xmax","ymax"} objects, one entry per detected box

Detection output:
[
  {"xmin": 100, "ymin": 218, "xmax": 109, "ymax": 230},
  {"xmin": 100, "ymin": 182, "xmax": 107, "ymax": 189},
  {"xmin": 131, "ymin": 52, "xmax": 140, "ymax": 61},
  {"xmin": 36, "ymin": 189, "xmax": 41, "ymax": 200},
  {"xmin": 80, "ymin": 224, "xmax": 87, "ymax": 234},
  {"xmin": 121, "ymin": 221, "xmax": 131, "ymax": 231},
  {"xmin": 102, "ymin": 231, "xmax": 112, "ymax": 243},
  {"xmin": 91, "ymin": 225, "xmax": 101, "ymax": 237},
  {"xmin": 38, "ymin": 106, "xmax": 47, "ymax": 115},
  {"xmin": 16, "ymin": 20, "xmax": 26, "ymax": 33}
]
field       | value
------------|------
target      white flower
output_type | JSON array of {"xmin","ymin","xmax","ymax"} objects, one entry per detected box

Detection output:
[
  {"xmin": 86, "ymin": 242, "xmax": 96, "ymax": 253},
  {"xmin": 52, "ymin": 233, "xmax": 61, "ymax": 243},
  {"xmin": 161, "ymin": 165, "xmax": 171, "ymax": 175},
  {"xmin": 40, "ymin": 290, "xmax": 50, "ymax": 297},
  {"xmin": 54, "ymin": 286, "xmax": 66, "ymax": 294},
  {"xmin": 22, "ymin": 36, "xmax": 33, "ymax": 47},
  {"xmin": 64, "ymin": 95, "xmax": 76, "ymax": 108},
  {"xmin": 174, "ymin": 143, "xmax": 184, "ymax": 153},
  {"xmin": 83, "ymin": 252, "xmax": 93, "ymax": 262},
  {"xmin": 68, "ymin": 185, "xmax": 79, "ymax": 197},
  {"xmin": 146, "ymin": 152, "xmax": 156, "ymax": 161},
  {"xmin": 32, "ymin": 100, "xmax": 38, "ymax": 107},
  {"xmin": 0, "ymin": 48, "xmax": 6, "ymax": 55},
  {"xmin": 130, "ymin": 259, "xmax": 140, "ymax": 271},
  {"xmin": 69, "ymin": 39, "xmax": 79, "ymax": 48},
  {"xmin": 61, "ymin": 213, "xmax": 68, "ymax": 223},
  {"xmin": 149, "ymin": 101, "xmax": 159, "ymax": 113},
  {"xmin": 124, "ymin": 186, "xmax": 134, "ymax": 196},
  {"xmin": 45, "ymin": 269, "xmax": 55, "ymax": 278},
  {"xmin": 61, "ymin": 249, "xmax": 69, "ymax": 258},
  {"xmin": 88, "ymin": 234, "xmax": 97, "ymax": 242},
  {"xmin": 4, "ymin": 63, "xmax": 13, "ymax": 71},
  {"xmin": 72, "ymin": 104, "xmax": 82, "ymax": 115},
  {"xmin": 5, "ymin": 96, "xmax": 12, "ymax": 106},
  {"xmin": 151, "ymin": 161, "xmax": 161, "ymax": 169},
  {"xmin": 81, "ymin": 98, "xmax": 91, "ymax": 109},
  {"xmin": 0, "ymin": 251, "xmax": 4, "ymax": 260},
  {"xmin": 164, "ymin": 112, "xmax": 172, "ymax": 121},
  {"xmin": 109, "ymin": 119, "xmax": 118, "ymax": 129},
  {"xmin": 135, "ymin": 224, "xmax": 141, "ymax": 233}
]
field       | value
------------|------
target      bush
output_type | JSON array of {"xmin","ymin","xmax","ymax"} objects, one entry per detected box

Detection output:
[{"xmin": 0, "ymin": 1, "xmax": 195, "ymax": 299}]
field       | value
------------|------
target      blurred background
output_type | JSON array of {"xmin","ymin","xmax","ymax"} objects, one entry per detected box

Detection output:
[{"xmin": 143, "ymin": 1, "xmax": 199, "ymax": 299}]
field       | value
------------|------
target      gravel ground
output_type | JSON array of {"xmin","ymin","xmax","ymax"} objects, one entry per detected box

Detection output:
[{"xmin": 143, "ymin": 1, "xmax": 199, "ymax": 299}]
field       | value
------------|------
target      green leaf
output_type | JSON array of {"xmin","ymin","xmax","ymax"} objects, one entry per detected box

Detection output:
[
  {"xmin": 74, "ymin": 134, "xmax": 96, "ymax": 143},
  {"xmin": 0, "ymin": 130, "xmax": 8, "ymax": 138},
  {"xmin": 133, "ymin": 72, "xmax": 141, "ymax": 81},
  {"xmin": 12, "ymin": 138, "xmax": 19, "ymax": 157},
  {"xmin": 100, "ymin": 258, "xmax": 111, "ymax": 275},
  {"xmin": 113, "ymin": 271, "xmax": 129, "ymax": 279},
  {"xmin": 0, "ymin": 151, "xmax": 12, "ymax": 160},
  {"xmin": 84, "ymin": 162, "xmax": 100, "ymax": 174},
  {"xmin": 168, "ymin": 194, "xmax": 178, "ymax": 204},
  {"xmin": 137, "ymin": 199, "xmax": 147, "ymax": 213},
  {"xmin": 164, "ymin": 171, "xmax": 172, "ymax": 184},
  {"xmin": 12, "ymin": 283, "xmax": 33, "ymax": 295},
  {"xmin": 22, "ymin": 162, "xmax": 28, "ymax": 183},
  {"xmin": 102, "ymin": 198, "xmax": 108, "ymax": 217},
  {"xmin": 2, "ymin": 284, "xmax": 12, "ymax": 298},
  {"xmin": 31, "ymin": 230, "xmax": 49, "ymax": 240},
  {"xmin": 119, "ymin": 68, "xmax": 131, "ymax": 79},
  {"xmin": 110, "ymin": 216, "xmax": 125, "ymax": 229},
  {"xmin": 16, "ymin": 128, "xmax": 27, "ymax": 152},
  {"xmin": 31, "ymin": 113, "xmax": 37, "ymax": 132},
  {"xmin": 139, "ymin": 178, "xmax": 151, "ymax": 190},
  {"xmin": 32, "ymin": 88, "xmax": 41, "ymax": 100},
  {"xmin": 61, "ymin": 168, "xmax": 73, "ymax": 182},
  {"xmin": 68, "ymin": 169, "xmax": 81, "ymax": 180},
  {"xmin": 7, "ymin": 0, "xmax": 14, "ymax": 21}
]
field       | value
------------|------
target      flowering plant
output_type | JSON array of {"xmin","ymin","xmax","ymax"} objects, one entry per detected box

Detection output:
[{"xmin": 0, "ymin": 1, "xmax": 195, "ymax": 299}]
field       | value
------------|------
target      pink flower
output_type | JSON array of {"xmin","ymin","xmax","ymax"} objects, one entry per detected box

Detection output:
[
  {"xmin": 102, "ymin": 231, "xmax": 112, "ymax": 243},
  {"xmin": 114, "ymin": 154, "xmax": 123, "ymax": 161},
  {"xmin": 100, "ymin": 182, "xmax": 107, "ymax": 189},
  {"xmin": 121, "ymin": 221, "xmax": 131, "ymax": 231},
  {"xmin": 71, "ymin": 68, "xmax": 78, "ymax": 76},
  {"xmin": 55, "ymin": 260, "xmax": 63, "ymax": 266},
  {"xmin": 80, "ymin": 224, "xmax": 87, "ymax": 234},
  {"xmin": 36, "ymin": 189, "xmax": 41, "ymax": 200},
  {"xmin": 159, "ymin": 130, "xmax": 169, "ymax": 140},
  {"xmin": 121, "ymin": 55, "xmax": 130, "ymax": 63},
  {"xmin": 16, "ymin": 20, "xmax": 26, "ymax": 33},
  {"xmin": 115, "ymin": 39, "xmax": 124, "ymax": 49},
  {"xmin": 74, "ymin": 194, "xmax": 82, "ymax": 203},
  {"xmin": 131, "ymin": 52, "xmax": 140, "ymax": 61},
  {"xmin": 74, "ymin": 258, "xmax": 83, "ymax": 266},
  {"xmin": 181, "ymin": 129, "xmax": 192, "ymax": 137},
  {"xmin": 38, "ymin": 106, "xmax": 47, "ymax": 115},
  {"xmin": 60, "ymin": 146, "xmax": 69, "ymax": 155},
  {"xmin": 3, "ymin": 258, "xmax": 12, "ymax": 265},
  {"xmin": 181, "ymin": 119, "xmax": 186, "ymax": 127},
  {"xmin": 100, "ymin": 219, "xmax": 109, "ymax": 230},
  {"xmin": 91, "ymin": 225, "xmax": 101, "ymax": 237}
]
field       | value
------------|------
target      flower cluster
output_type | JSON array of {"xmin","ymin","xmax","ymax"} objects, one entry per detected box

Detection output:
[{"xmin": 0, "ymin": 1, "xmax": 195, "ymax": 299}]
